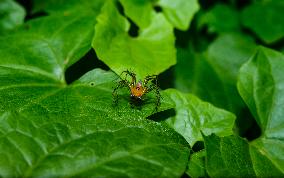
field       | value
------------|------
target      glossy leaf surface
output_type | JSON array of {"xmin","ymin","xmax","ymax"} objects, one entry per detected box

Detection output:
[
  {"xmin": 164, "ymin": 89, "xmax": 235, "ymax": 146},
  {"xmin": 204, "ymin": 47, "xmax": 284, "ymax": 177},
  {"xmin": 93, "ymin": 1, "xmax": 175, "ymax": 80}
]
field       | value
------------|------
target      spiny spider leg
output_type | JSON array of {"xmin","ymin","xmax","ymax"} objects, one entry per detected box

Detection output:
[
  {"xmin": 146, "ymin": 83, "xmax": 161, "ymax": 111},
  {"xmin": 144, "ymin": 75, "xmax": 161, "ymax": 111},
  {"xmin": 112, "ymin": 79, "xmax": 129, "ymax": 105},
  {"xmin": 120, "ymin": 70, "xmax": 136, "ymax": 86},
  {"xmin": 143, "ymin": 75, "xmax": 158, "ymax": 86}
]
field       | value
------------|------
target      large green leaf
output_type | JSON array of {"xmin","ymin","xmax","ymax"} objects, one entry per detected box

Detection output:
[
  {"xmin": 0, "ymin": 46, "xmax": 188, "ymax": 177},
  {"xmin": 204, "ymin": 46, "xmax": 284, "ymax": 177},
  {"xmin": 0, "ymin": 74, "xmax": 188, "ymax": 177},
  {"xmin": 238, "ymin": 47, "xmax": 284, "ymax": 175},
  {"xmin": 241, "ymin": 1, "xmax": 284, "ymax": 44},
  {"xmin": 238, "ymin": 46, "xmax": 284, "ymax": 137},
  {"xmin": 0, "ymin": 0, "xmax": 25, "ymax": 33},
  {"xmin": 1, "ymin": 72, "xmax": 184, "ymax": 176},
  {"xmin": 164, "ymin": 89, "xmax": 235, "ymax": 147},
  {"xmin": 92, "ymin": 0, "xmax": 175, "ymax": 80}
]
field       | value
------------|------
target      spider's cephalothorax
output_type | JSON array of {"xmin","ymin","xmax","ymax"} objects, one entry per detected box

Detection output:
[{"xmin": 113, "ymin": 70, "xmax": 161, "ymax": 111}]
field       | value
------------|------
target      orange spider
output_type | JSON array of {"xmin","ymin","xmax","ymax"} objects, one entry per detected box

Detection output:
[{"xmin": 112, "ymin": 70, "xmax": 161, "ymax": 111}]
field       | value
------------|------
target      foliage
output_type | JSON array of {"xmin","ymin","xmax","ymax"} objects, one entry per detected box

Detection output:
[{"xmin": 0, "ymin": 0, "xmax": 283, "ymax": 177}]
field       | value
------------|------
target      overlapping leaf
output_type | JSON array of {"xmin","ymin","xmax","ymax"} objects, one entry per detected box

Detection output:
[
  {"xmin": 238, "ymin": 46, "xmax": 284, "ymax": 174},
  {"xmin": 92, "ymin": 0, "xmax": 175, "ymax": 80},
  {"xmin": 203, "ymin": 47, "xmax": 284, "ymax": 177},
  {"xmin": 164, "ymin": 89, "xmax": 235, "ymax": 147}
]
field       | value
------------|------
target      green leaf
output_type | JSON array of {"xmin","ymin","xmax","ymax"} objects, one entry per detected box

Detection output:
[
  {"xmin": 19, "ymin": 10, "xmax": 98, "ymax": 70},
  {"xmin": 207, "ymin": 33, "xmax": 256, "ymax": 84},
  {"xmin": 157, "ymin": 0, "xmax": 199, "ymax": 30},
  {"xmin": 237, "ymin": 47, "xmax": 284, "ymax": 175},
  {"xmin": 32, "ymin": 0, "xmax": 105, "ymax": 16},
  {"xmin": 0, "ymin": 63, "xmax": 188, "ymax": 176},
  {"xmin": 204, "ymin": 134, "xmax": 284, "ymax": 177},
  {"xmin": 204, "ymin": 46, "xmax": 284, "ymax": 177},
  {"xmin": 92, "ymin": 0, "xmax": 175, "ymax": 80},
  {"xmin": 204, "ymin": 134, "xmax": 256, "ymax": 177},
  {"xmin": 241, "ymin": 1, "xmax": 284, "ymax": 44},
  {"xmin": 119, "ymin": 0, "xmax": 153, "ymax": 28},
  {"xmin": 197, "ymin": 4, "xmax": 239, "ymax": 33},
  {"xmin": 0, "ymin": 106, "xmax": 189, "ymax": 177},
  {"xmin": 175, "ymin": 33, "xmax": 256, "ymax": 114},
  {"xmin": 186, "ymin": 150, "xmax": 206, "ymax": 178},
  {"xmin": 0, "ymin": 0, "xmax": 25, "ymax": 33},
  {"xmin": 238, "ymin": 46, "xmax": 284, "ymax": 137},
  {"xmin": 164, "ymin": 89, "xmax": 235, "ymax": 146}
]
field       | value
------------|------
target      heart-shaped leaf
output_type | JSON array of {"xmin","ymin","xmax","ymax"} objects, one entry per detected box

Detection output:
[
  {"xmin": 164, "ymin": 89, "xmax": 235, "ymax": 147},
  {"xmin": 92, "ymin": 0, "xmax": 176, "ymax": 80}
]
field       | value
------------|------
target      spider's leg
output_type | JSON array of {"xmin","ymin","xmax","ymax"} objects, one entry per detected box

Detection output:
[
  {"xmin": 144, "ymin": 75, "xmax": 160, "ymax": 111},
  {"xmin": 143, "ymin": 75, "xmax": 158, "ymax": 86},
  {"xmin": 112, "ymin": 79, "xmax": 129, "ymax": 105},
  {"xmin": 120, "ymin": 70, "xmax": 137, "ymax": 85},
  {"xmin": 146, "ymin": 82, "xmax": 161, "ymax": 112}
]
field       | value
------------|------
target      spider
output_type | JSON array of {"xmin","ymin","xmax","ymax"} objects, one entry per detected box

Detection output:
[{"xmin": 112, "ymin": 70, "xmax": 161, "ymax": 111}]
